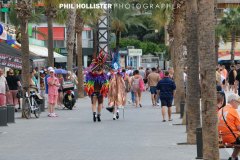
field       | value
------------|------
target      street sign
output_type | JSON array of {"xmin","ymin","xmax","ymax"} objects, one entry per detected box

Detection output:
[
  {"xmin": 128, "ymin": 49, "xmax": 142, "ymax": 56},
  {"xmin": 1, "ymin": 7, "xmax": 8, "ymax": 12}
]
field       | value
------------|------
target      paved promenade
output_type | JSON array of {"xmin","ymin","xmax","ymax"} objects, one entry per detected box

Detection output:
[{"xmin": 0, "ymin": 92, "xmax": 232, "ymax": 160}]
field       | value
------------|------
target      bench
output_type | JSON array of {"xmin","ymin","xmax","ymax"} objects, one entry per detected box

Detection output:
[{"xmin": 219, "ymin": 132, "xmax": 240, "ymax": 148}]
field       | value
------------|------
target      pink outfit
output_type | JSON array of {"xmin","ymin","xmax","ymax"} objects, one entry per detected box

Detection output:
[
  {"xmin": 0, "ymin": 94, "xmax": 6, "ymax": 106},
  {"xmin": 47, "ymin": 77, "xmax": 59, "ymax": 105}
]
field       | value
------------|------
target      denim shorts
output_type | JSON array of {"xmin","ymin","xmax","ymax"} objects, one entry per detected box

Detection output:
[{"xmin": 150, "ymin": 86, "xmax": 157, "ymax": 94}]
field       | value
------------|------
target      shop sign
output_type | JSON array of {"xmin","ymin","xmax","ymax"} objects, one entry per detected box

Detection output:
[
  {"xmin": 128, "ymin": 49, "xmax": 142, "ymax": 56},
  {"xmin": 0, "ymin": 54, "xmax": 22, "ymax": 69}
]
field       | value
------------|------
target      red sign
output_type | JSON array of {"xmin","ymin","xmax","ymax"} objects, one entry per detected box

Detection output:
[{"xmin": 36, "ymin": 27, "xmax": 65, "ymax": 40}]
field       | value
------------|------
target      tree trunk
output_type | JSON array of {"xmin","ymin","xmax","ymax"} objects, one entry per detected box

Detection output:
[
  {"xmin": 215, "ymin": 37, "xmax": 219, "ymax": 64},
  {"xmin": 198, "ymin": 0, "xmax": 219, "ymax": 159},
  {"xmin": 66, "ymin": 7, "xmax": 76, "ymax": 71},
  {"xmin": 76, "ymin": 13, "xmax": 84, "ymax": 98},
  {"xmin": 47, "ymin": 15, "xmax": 54, "ymax": 67},
  {"xmin": 116, "ymin": 30, "xmax": 120, "ymax": 50},
  {"xmin": 230, "ymin": 30, "xmax": 236, "ymax": 63},
  {"xmin": 20, "ymin": 21, "xmax": 30, "ymax": 118},
  {"xmin": 77, "ymin": 30, "xmax": 84, "ymax": 98},
  {"xmin": 16, "ymin": 0, "xmax": 32, "ymax": 119},
  {"xmin": 186, "ymin": 0, "xmax": 200, "ymax": 144},
  {"xmin": 172, "ymin": 0, "xmax": 187, "ymax": 113}
]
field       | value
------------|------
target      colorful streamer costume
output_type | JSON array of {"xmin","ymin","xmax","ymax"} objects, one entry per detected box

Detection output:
[{"xmin": 84, "ymin": 51, "xmax": 109, "ymax": 98}]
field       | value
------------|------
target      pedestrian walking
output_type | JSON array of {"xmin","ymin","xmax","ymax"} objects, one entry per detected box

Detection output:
[
  {"xmin": 221, "ymin": 65, "xmax": 228, "ymax": 91},
  {"xmin": 122, "ymin": 69, "xmax": 131, "ymax": 106},
  {"xmin": 84, "ymin": 52, "xmax": 109, "ymax": 122},
  {"xmin": 228, "ymin": 65, "xmax": 237, "ymax": 92},
  {"xmin": 6, "ymin": 69, "xmax": 21, "ymax": 110},
  {"xmin": 156, "ymin": 71, "xmax": 176, "ymax": 122},
  {"xmin": 57, "ymin": 74, "xmax": 64, "ymax": 108},
  {"xmin": 0, "ymin": 68, "xmax": 8, "ymax": 107},
  {"xmin": 130, "ymin": 70, "xmax": 144, "ymax": 108},
  {"xmin": 108, "ymin": 71, "xmax": 126, "ymax": 120},
  {"xmin": 147, "ymin": 67, "xmax": 160, "ymax": 106},
  {"xmin": 47, "ymin": 69, "xmax": 60, "ymax": 117}
]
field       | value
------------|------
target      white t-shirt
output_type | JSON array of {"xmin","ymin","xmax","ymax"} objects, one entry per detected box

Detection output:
[{"xmin": 0, "ymin": 75, "xmax": 7, "ymax": 94}]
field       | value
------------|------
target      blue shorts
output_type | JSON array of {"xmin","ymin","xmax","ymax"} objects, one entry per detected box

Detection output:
[
  {"xmin": 150, "ymin": 86, "xmax": 157, "ymax": 94},
  {"xmin": 160, "ymin": 98, "xmax": 173, "ymax": 107}
]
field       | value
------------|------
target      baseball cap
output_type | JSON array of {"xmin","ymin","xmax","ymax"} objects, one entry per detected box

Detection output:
[
  {"xmin": 48, "ymin": 67, "xmax": 53, "ymax": 71},
  {"xmin": 49, "ymin": 69, "xmax": 55, "ymax": 73}
]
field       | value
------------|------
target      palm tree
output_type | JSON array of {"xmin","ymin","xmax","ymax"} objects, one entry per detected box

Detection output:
[
  {"xmin": 16, "ymin": 0, "xmax": 32, "ymax": 118},
  {"xmin": 185, "ymin": 0, "xmax": 200, "ymax": 144},
  {"xmin": 110, "ymin": 6, "xmax": 145, "ymax": 50},
  {"xmin": 43, "ymin": 0, "xmax": 59, "ymax": 67},
  {"xmin": 66, "ymin": 2, "xmax": 76, "ymax": 71},
  {"xmin": 220, "ymin": 8, "xmax": 240, "ymax": 62},
  {"xmin": 171, "ymin": 0, "xmax": 187, "ymax": 113},
  {"xmin": 198, "ymin": 0, "xmax": 219, "ymax": 159},
  {"xmin": 75, "ymin": 0, "xmax": 102, "ymax": 98}
]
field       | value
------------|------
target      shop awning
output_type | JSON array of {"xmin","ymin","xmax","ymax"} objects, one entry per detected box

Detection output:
[
  {"xmin": 0, "ymin": 42, "xmax": 41, "ymax": 69},
  {"xmin": 29, "ymin": 45, "xmax": 67, "ymax": 62}
]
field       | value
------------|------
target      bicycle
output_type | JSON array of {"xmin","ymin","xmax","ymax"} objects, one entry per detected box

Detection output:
[{"xmin": 22, "ymin": 87, "xmax": 41, "ymax": 119}]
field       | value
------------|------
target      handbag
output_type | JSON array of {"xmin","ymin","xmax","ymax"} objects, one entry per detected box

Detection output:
[
  {"xmin": 16, "ymin": 89, "xmax": 23, "ymax": 99},
  {"xmin": 222, "ymin": 108, "xmax": 240, "ymax": 144},
  {"xmin": 139, "ymin": 78, "xmax": 145, "ymax": 92}
]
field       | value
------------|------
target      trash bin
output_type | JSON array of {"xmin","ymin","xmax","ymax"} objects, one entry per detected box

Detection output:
[
  {"xmin": 0, "ymin": 106, "xmax": 8, "ymax": 126},
  {"xmin": 7, "ymin": 105, "xmax": 15, "ymax": 123}
]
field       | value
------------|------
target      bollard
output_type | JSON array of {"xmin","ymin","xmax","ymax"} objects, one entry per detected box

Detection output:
[
  {"xmin": 196, "ymin": 127, "xmax": 203, "ymax": 159},
  {"xmin": 0, "ymin": 106, "xmax": 8, "ymax": 126},
  {"xmin": 180, "ymin": 101, "xmax": 185, "ymax": 118},
  {"xmin": 6, "ymin": 105, "xmax": 15, "ymax": 123}
]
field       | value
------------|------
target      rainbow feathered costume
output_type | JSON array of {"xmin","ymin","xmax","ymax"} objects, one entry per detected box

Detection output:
[{"xmin": 84, "ymin": 51, "xmax": 110, "ymax": 97}]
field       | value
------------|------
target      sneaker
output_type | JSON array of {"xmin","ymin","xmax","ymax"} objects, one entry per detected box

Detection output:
[
  {"xmin": 113, "ymin": 114, "xmax": 116, "ymax": 120},
  {"xmin": 48, "ymin": 113, "xmax": 52, "ymax": 117},
  {"xmin": 162, "ymin": 120, "xmax": 166, "ymax": 122},
  {"xmin": 52, "ymin": 113, "xmax": 58, "ymax": 117},
  {"xmin": 116, "ymin": 112, "xmax": 119, "ymax": 119},
  {"xmin": 97, "ymin": 115, "xmax": 101, "ymax": 122},
  {"xmin": 156, "ymin": 103, "xmax": 160, "ymax": 106}
]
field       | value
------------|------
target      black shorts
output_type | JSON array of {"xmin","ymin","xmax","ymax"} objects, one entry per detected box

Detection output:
[
  {"xmin": 91, "ymin": 92, "xmax": 103, "ymax": 104},
  {"xmin": 222, "ymin": 79, "xmax": 226, "ymax": 85},
  {"xmin": 160, "ymin": 98, "xmax": 173, "ymax": 107}
]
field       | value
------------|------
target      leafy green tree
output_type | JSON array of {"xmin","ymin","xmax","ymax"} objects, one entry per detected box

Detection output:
[
  {"xmin": 110, "ymin": 0, "xmax": 145, "ymax": 50},
  {"xmin": 220, "ymin": 8, "xmax": 240, "ymax": 62}
]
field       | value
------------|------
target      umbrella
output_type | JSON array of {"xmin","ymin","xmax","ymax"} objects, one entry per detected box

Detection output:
[{"xmin": 54, "ymin": 69, "xmax": 68, "ymax": 74}]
